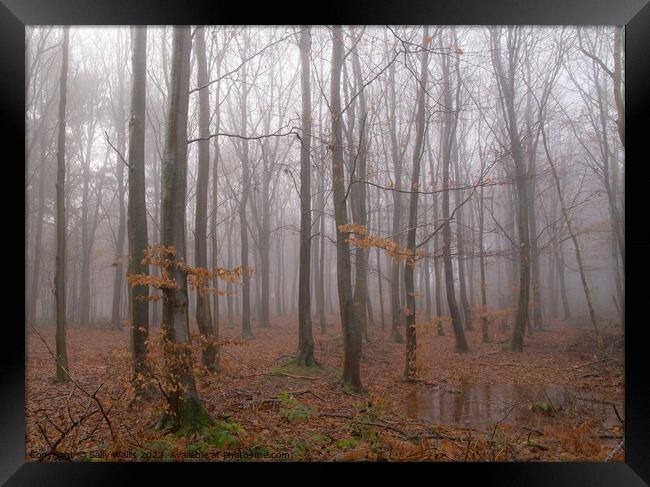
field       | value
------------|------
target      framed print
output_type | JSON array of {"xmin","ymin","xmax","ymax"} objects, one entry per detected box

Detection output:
[{"xmin": 2, "ymin": 0, "xmax": 649, "ymax": 483}]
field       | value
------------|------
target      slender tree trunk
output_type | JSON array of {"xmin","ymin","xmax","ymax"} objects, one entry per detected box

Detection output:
[
  {"xmin": 255, "ymin": 143, "xmax": 272, "ymax": 328},
  {"xmin": 127, "ymin": 26, "xmax": 151, "ymax": 389},
  {"xmin": 490, "ymin": 27, "xmax": 531, "ymax": 352},
  {"xmin": 431, "ymin": 176, "xmax": 444, "ymax": 335},
  {"xmin": 317, "ymin": 156, "xmax": 327, "ymax": 332},
  {"xmin": 29, "ymin": 137, "xmax": 47, "ymax": 325},
  {"xmin": 613, "ymin": 25, "xmax": 625, "ymax": 148},
  {"xmin": 440, "ymin": 28, "xmax": 468, "ymax": 352},
  {"xmin": 193, "ymin": 26, "xmax": 217, "ymax": 370},
  {"xmin": 239, "ymin": 34, "xmax": 252, "ymax": 339},
  {"xmin": 557, "ymin": 240, "xmax": 572, "ymax": 320},
  {"xmin": 79, "ymin": 111, "xmax": 96, "ymax": 326},
  {"xmin": 453, "ymin": 147, "xmax": 473, "ymax": 330},
  {"xmin": 478, "ymin": 172, "xmax": 489, "ymax": 342},
  {"xmin": 211, "ymin": 49, "xmax": 223, "ymax": 346},
  {"xmin": 404, "ymin": 26, "xmax": 429, "ymax": 380},
  {"xmin": 331, "ymin": 26, "xmax": 361, "ymax": 391},
  {"xmin": 388, "ymin": 59, "xmax": 405, "ymax": 344},
  {"xmin": 54, "ymin": 27, "xmax": 70, "ymax": 382},
  {"xmin": 111, "ymin": 63, "xmax": 127, "ymax": 331},
  {"xmin": 226, "ymin": 223, "xmax": 234, "ymax": 324},
  {"xmin": 376, "ymin": 189, "xmax": 386, "ymax": 332},
  {"xmin": 350, "ymin": 29, "xmax": 369, "ymax": 343},
  {"xmin": 297, "ymin": 27, "xmax": 315, "ymax": 366}
]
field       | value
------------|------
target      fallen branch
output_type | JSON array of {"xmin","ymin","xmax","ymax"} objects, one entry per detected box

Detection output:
[
  {"xmin": 472, "ymin": 362, "xmax": 557, "ymax": 369},
  {"xmin": 271, "ymin": 371, "xmax": 319, "ymax": 380}
]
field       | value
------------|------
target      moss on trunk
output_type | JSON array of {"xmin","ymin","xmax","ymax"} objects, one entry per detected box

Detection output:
[{"xmin": 156, "ymin": 397, "xmax": 212, "ymax": 435}]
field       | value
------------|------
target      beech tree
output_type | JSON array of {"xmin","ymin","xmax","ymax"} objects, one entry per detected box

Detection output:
[
  {"xmin": 157, "ymin": 26, "xmax": 207, "ymax": 430},
  {"xmin": 403, "ymin": 26, "xmax": 430, "ymax": 380},
  {"xmin": 331, "ymin": 25, "xmax": 362, "ymax": 392},
  {"xmin": 193, "ymin": 26, "xmax": 218, "ymax": 370},
  {"xmin": 127, "ymin": 26, "xmax": 150, "ymax": 389},
  {"xmin": 54, "ymin": 26, "xmax": 70, "ymax": 382},
  {"xmin": 296, "ymin": 26, "xmax": 315, "ymax": 366}
]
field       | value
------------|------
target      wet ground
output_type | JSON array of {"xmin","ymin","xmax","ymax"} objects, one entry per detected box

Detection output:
[
  {"xmin": 27, "ymin": 317, "xmax": 625, "ymax": 461},
  {"xmin": 405, "ymin": 382, "xmax": 623, "ymax": 433}
]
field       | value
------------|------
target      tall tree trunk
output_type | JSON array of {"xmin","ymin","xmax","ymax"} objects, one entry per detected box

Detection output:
[
  {"xmin": 79, "ymin": 109, "xmax": 96, "ymax": 326},
  {"xmin": 440, "ymin": 28, "xmax": 468, "ymax": 352},
  {"xmin": 211, "ymin": 45, "xmax": 223, "ymax": 357},
  {"xmin": 193, "ymin": 26, "xmax": 217, "ymax": 370},
  {"xmin": 111, "ymin": 53, "xmax": 127, "ymax": 331},
  {"xmin": 453, "ymin": 145, "xmax": 473, "ymax": 330},
  {"xmin": 376, "ymin": 189, "xmax": 386, "ymax": 332},
  {"xmin": 478, "ymin": 166, "xmax": 489, "ymax": 342},
  {"xmin": 350, "ymin": 28, "xmax": 369, "ymax": 343},
  {"xmin": 404, "ymin": 26, "xmax": 429, "ymax": 380},
  {"xmin": 239, "ymin": 35, "xmax": 253, "ymax": 339},
  {"xmin": 297, "ymin": 27, "xmax": 315, "ymax": 366},
  {"xmin": 29, "ymin": 136, "xmax": 47, "ymax": 325},
  {"xmin": 490, "ymin": 27, "xmax": 531, "ymax": 352},
  {"xmin": 54, "ymin": 27, "xmax": 70, "ymax": 382},
  {"xmin": 258, "ymin": 166, "xmax": 271, "ymax": 327},
  {"xmin": 388, "ymin": 58, "xmax": 404, "ymax": 344},
  {"xmin": 127, "ymin": 26, "xmax": 151, "ymax": 389},
  {"xmin": 158, "ymin": 26, "xmax": 207, "ymax": 431},
  {"xmin": 431, "ymin": 170, "xmax": 444, "ymax": 335},
  {"xmin": 331, "ymin": 26, "xmax": 361, "ymax": 391}
]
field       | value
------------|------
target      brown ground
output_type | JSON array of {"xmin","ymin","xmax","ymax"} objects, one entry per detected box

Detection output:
[{"xmin": 26, "ymin": 313, "xmax": 624, "ymax": 462}]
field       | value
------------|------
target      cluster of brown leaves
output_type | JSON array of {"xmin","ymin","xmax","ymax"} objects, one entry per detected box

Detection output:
[
  {"xmin": 338, "ymin": 224, "xmax": 424, "ymax": 265},
  {"xmin": 127, "ymin": 245, "xmax": 253, "ymax": 298}
]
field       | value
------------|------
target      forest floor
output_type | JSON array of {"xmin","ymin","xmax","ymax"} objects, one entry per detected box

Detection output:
[{"xmin": 26, "ymin": 314, "xmax": 624, "ymax": 462}]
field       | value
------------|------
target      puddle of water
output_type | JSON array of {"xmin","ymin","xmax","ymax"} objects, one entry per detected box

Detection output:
[{"xmin": 405, "ymin": 383, "xmax": 623, "ymax": 430}]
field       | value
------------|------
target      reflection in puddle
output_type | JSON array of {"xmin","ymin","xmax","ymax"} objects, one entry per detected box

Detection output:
[{"xmin": 405, "ymin": 383, "xmax": 623, "ymax": 430}]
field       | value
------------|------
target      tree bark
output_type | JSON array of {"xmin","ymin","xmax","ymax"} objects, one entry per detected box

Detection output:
[
  {"xmin": 79, "ymin": 105, "xmax": 97, "ymax": 326},
  {"xmin": 54, "ymin": 26, "xmax": 70, "ymax": 382},
  {"xmin": 404, "ymin": 26, "xmax": 429, "ymax": 381},
  {"xmin": 350, "ymin": 28, "xmax": 370, "ymax": 343},
  {"xmin": 193, "ymin": 26, "xmax": 218, "ymax": 370},
  {"xmin": 453, "ymin": 144, "xmax": 473, "ymax": 330},
  {"xmin": 297, "ymin": 26, "xmax": 315, "ymax": 366},
  {"xmin": 388, "ymin": 55, "xmax": 405, "ymax": 344},
  {"xmin": 239, "ymin": 33, "xmax": 253, "ymax": 340},
  {"xmin": 111, "ymin": 46, "xmax": 128, "ymax": 331},
  {"xmin": 490, "ymin": 27, "xmax": 531, "ymax": 352},
  {"xmin": 440, "ymin": 28, "xmax": 468, "ymax": 353},
  {"xmin": 331, "ymin": 26, "xmax": 362, "ymax": 391},
  {"xmin": 126, "ymin": 26, "xmax": 151, "ymax": 393},
  {"xmin": 158, "ymin": 26, "xmax": 207, "ymax": 431}
]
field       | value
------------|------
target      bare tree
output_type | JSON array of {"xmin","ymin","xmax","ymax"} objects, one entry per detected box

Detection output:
[
  {"xmin": 440, "ymin": 28, "xmax": 469, "ymax": 353},
  {"xmin": 331, "ymin": 26, "xmax": 362, "ymax": 392},
  {"xmin": 490, "ymin": 26, "xmax": 531, "ymax": 352},
  {"xmin": 297, "ymin": 26, "xmax": 315, "ymax": 366},
  {"xmin": 404, "ymin": 26, "xmax": 430, "ymax": 381},
  {"xmin": 54, "ymin": 27, "xmax": 70, "ymax": 382},
  {"xmin": 127, "ymin": 26, "xmax": 151, "ymax": 390},
  {"xmin": 193, "ymin": 26, "xmax": 218, "ymax": 370}
]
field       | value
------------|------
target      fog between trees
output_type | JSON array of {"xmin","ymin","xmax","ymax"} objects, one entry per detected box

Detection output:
[{"xmin": 25, "ymin": 25, "xmax": 624, "ymax": 421}]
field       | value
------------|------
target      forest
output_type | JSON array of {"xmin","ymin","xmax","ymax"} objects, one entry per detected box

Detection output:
[{"xmin": 25, "ymin": 25, "xmax": 624, "ymax": 462}]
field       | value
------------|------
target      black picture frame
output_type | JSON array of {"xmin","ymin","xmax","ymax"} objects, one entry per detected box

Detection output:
[{"xmin": 3, "ymin": 0, "xmax": 649, "ymax": 483}]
